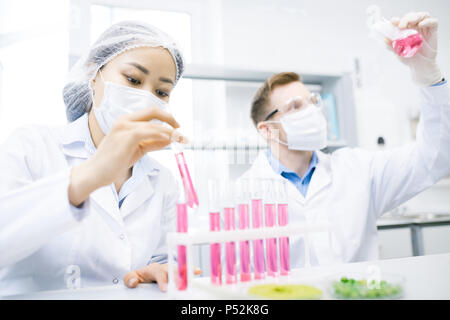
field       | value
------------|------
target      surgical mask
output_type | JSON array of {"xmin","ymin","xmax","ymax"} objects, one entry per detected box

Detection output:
[
  {"xmin": 266, "ymin": 105, "xmax": 328, "ymax": 151},
  {"xmin": 92, "ymin": 70, "xmax": 168, "ymax": 134}
]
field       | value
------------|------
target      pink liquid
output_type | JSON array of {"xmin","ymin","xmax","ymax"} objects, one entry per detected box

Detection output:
[
  {"xmin": 251, "ymin": 199, "xmax": 265, "ymax": 280},
  {"xmin": 177, "ymin": 246, "xmax": 187, "ymax": 290},
  {"xmin": 175, "ymin": 152, "xmax": 199, "ymax": 209},
  {"xmin": 264, "ymin": 204, "xmax": 278, "ymax": 277},
  {"xmin": 277, "ymin": 203, "xmax": 290, "ymax": 276},
  {"xmin": 209, "ymin": 212, "xmax": 222, "ymax": 285},
  {"xmin": 176, "ymin": 203, "xmax": 188, "ymax": 290},
  {"xmin": 224, "ymin": 207, "xmax": 237, "ymax": 284},
  {"xmin": 392, "ymin": 33, "xmax": 423, "ymax": 58},
  {"xmin": 238, "ymin": 204, "xmax": 251, "ymax": 282}
]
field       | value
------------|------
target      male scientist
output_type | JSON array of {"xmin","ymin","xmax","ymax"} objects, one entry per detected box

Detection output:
[{"xmin": 240, "ymin": 12, "xmax": 449, "ymax": 267}]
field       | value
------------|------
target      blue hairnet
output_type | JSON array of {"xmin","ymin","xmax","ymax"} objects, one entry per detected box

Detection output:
[{"xmin": 63, "ymin": 21, "xmax": 185, "ymax": 122}]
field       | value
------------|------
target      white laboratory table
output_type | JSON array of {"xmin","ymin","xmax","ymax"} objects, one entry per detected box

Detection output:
[{"xmin": 3, "ymin": 253, "xmax": 450, "ymax": 300}]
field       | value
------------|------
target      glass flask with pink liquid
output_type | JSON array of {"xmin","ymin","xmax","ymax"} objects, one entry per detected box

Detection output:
[{"xmin": 370, "ymin": 17, "xmax": 423, "ymax": 58}]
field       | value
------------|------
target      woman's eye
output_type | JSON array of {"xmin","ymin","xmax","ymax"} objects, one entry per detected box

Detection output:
[
  {"xmin": 156, "ymin": 89, "xmax": 169, "ymax": 97},
  {"xmin": 126, "ymin": 76, "xmax": 141, "ymax": 85}
]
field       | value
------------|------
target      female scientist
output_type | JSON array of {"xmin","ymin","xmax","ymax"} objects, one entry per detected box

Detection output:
[{"xmin": 0, "ymin": 21, "xmax": 193, "ymax": 295}]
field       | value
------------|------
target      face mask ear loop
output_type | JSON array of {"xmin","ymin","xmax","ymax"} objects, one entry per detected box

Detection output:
[
  {"xmin": 92, "ymin": 68, "xmax": 106, "ymax": 109},
  {"xmin": 98, "ymin": 68, "xmax": 106, "ymax": 84},
  {"xmin": 261, "ymin": 120, "xmax": 289, "ymax": 147}
]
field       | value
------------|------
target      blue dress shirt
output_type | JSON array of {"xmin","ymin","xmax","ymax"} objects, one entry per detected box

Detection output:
[{"xmin": 266, "ymin": 149, "xmax": 318, "ymax": 197}]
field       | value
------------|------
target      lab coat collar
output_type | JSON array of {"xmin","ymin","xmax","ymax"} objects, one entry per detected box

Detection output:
[
  {"xmin": 60, "ymin": 113, "xmax": 96, "ymax": 158},
  {"xmin": 306, "ymin": 150, "xmax": 332, "ymax": 200},
  {"xmin": 119, "ymin": 175, "xmax": 154, "ymax": 219},
  {"xmin": 245, "ymin": 150, "xmax": 332, "ymax": 204}
]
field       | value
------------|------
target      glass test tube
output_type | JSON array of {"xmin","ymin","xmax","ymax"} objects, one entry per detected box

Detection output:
[
  {"xmin": 251, "ymin": 178, "xmax": 265, "ymax": 280},
  {"xmin": 224, "ymin": 207, "xmax": 237, "ymax": 284},
  {"xmin": 176, "ymin": 202, "xmax": 188, "ymax": 290},
  {"xmin": 277, "ymin": 180, "xmax": 290, "ymax": 276},
  {"xmin": 209, "ymin": 211, "xmax": 222, "ymax": 285},
  {"xmin": 264, "ymin": 180, "xmax": 278, "ymax": 277},
  {"xmin": 208, "ymin": 179, "xmax": 221, "ymax": 285},
  {"xmin": 252, "ymin": 199, "xmax": 265, "ymax": 279},
  {"xmin": 173, "ymin": 142, "xmax": 199, "ymax": 209},
  {"xmin": 237, "ymin": 179, "xmax": 251, "ymax": 282},
  {"xmin": 238, "ymin": 203, "xmax": 251, "ymax": 282}
]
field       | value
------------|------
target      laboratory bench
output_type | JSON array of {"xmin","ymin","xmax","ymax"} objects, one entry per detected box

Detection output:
[
  {"xmin": 376, "ymin": 214, "xmax": 450, "ymax": 256},
  {"xmin": 3, "ymin": 253, "xmax": 450, "ymax": 300}
]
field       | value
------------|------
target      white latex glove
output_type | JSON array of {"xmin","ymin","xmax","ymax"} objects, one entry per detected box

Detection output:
[{"xmin": 387, "ymin": 12, "xmax": 443, "ymax": 87}]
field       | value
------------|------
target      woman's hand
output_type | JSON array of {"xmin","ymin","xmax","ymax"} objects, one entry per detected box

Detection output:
[
  {"xmin": 68, "ymin": 107, "xmax": 187, "ymax": 206},
  {"xmin": 123, "ymin": 263, "xmax": 202, "ymax": 292}
]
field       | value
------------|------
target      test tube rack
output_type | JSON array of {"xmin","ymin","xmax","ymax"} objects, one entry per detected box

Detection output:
[{"xmin": 166, "ymin": 221, "xmax": 332, "ymax": 294}]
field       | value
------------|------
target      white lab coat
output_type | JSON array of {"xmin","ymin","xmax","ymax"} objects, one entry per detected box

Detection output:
[
  {"xmin": 0, "ymin": 113, "xmax": 179, "ymax": 296},
  {"xmin": 240, "ymin": 84, "xmax": 450, "ymax": 269}
]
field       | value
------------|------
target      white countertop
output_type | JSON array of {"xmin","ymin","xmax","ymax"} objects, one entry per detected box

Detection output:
[{"xmin": 3, "ymin": 253, "xmax": 450, "ymax": 300}]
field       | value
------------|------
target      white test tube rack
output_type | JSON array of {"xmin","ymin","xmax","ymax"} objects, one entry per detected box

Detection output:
[{"xmin": 166, "ymin": 221, "xmax": 332, "ymax": 294}]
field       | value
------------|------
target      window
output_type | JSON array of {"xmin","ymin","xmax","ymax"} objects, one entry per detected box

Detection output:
[
  {"xmin": 0, "ymin": 0, "xmax": 69, "ymax": 142},
  {"xmin": 90, "ymin": 5, "xmax": 192, "ymax": 63}
]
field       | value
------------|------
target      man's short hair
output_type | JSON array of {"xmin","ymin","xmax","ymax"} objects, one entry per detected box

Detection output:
[{"xmin": 250, "ymin": 72, "xmax": 302, "ymax": 127}]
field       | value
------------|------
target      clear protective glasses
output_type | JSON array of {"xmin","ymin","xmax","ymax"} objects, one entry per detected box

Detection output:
[{"xmin": 263, "ymin": 92, "xmax": 323, "ymax": 121}]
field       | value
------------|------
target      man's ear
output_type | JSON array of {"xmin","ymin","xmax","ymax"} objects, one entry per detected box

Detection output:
[{"xmin": 257, "ymin": 122, "xmax": 271, "ymax": 141}]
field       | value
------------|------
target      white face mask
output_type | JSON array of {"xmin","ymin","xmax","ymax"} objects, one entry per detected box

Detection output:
[
  {"xmin": 92, "ymin": 71, "xmax": 169, "ymax": 134},
  {"xmin": 266, "ymin": 105, "xmax": 328, "ymax": 151}
]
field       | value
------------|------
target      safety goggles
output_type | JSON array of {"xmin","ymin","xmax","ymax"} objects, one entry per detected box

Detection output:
[{"xmin": 263, "ymin": 92, "xmax": 323, "ymax": 121}]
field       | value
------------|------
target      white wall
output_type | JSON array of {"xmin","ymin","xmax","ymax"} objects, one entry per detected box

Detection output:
[{"xmin": 0, "ymin": 0, "xmax": 69, "ymax": 141}]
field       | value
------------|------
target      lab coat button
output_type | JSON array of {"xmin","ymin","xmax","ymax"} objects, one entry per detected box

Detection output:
[
  {"xmin": 119, "ymin": 234, "xmax": 125, "ymax": 240},
  {"xmin": 112, "ymin": 278, "xmax": 119, "ymax": 284}
]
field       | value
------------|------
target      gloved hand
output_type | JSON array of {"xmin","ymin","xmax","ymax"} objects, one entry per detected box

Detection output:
[{"xmin": 387, "ymin": 12, "xmax": 443, "ymax": 87}]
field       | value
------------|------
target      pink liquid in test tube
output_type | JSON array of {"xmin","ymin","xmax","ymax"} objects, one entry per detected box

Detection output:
[
  {"xmin": 238, "ymin": 204, "xmax": 251, "ymax": 282},
  {"xmin": 224, "ymin": 207, "xmax": 237, "ymax": 284},
  {"xmin": 175, "ymin": 152, "xmax": 199, "ymax": 209},
  {"xmin": 392, "ymin": 32, "xmax": 423, "ymax": 58},
  {"xmin": 209, "ymin": 212, "xmax": 222, "ymax": 285},
  {"xmin": 278, "ymin": 203, "xmax": 290, "ymax": 276},
  {"xmin": 176, "ymin": 203, "xmax": 188, "ymax": 290},
  {"xmin": 252, "ymin": 199, "xmax": 265, "ymax": 280},
  {"xmin": 264, "ymin": 203, "xmax": 278, "ymax": 277}
]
